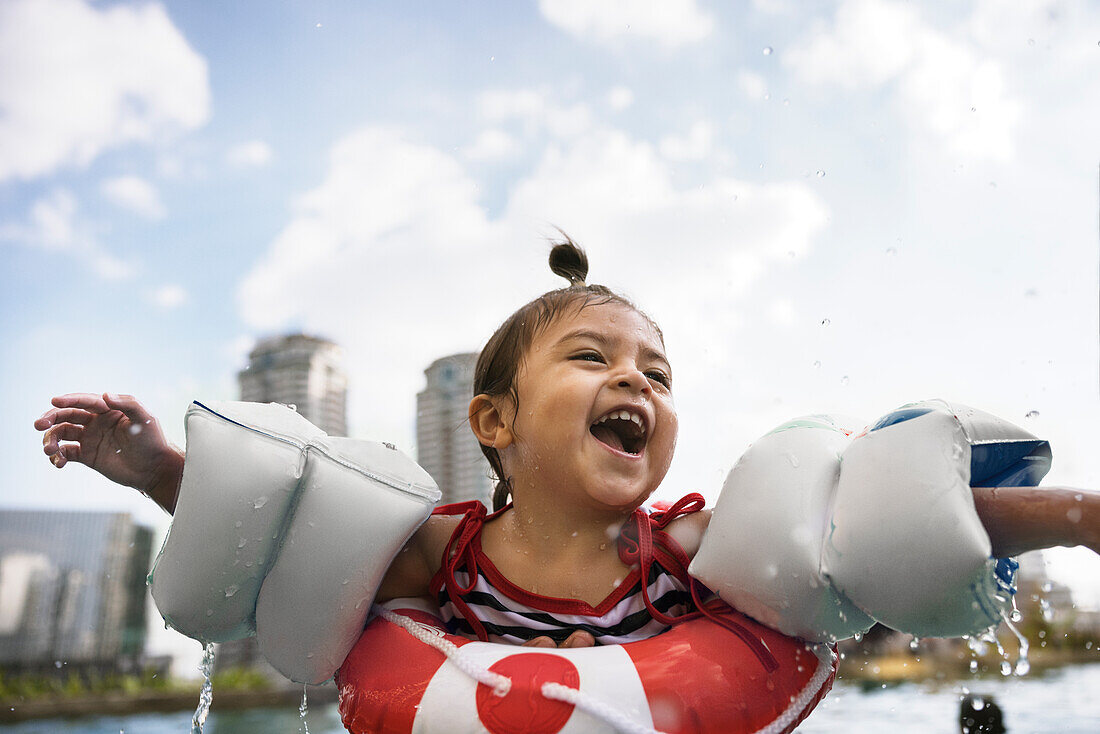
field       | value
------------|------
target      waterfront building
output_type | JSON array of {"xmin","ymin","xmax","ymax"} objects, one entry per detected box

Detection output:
[
  {"xmin": 416, "ymin": 353, "xmax": 493, "ymax": 507},
  {"xmin": 0, "ymin": 511, "xmax": 152, "ymax": 674},
  {"xmin": 238, "ymin": 333, "xmax": 348, "ymax": 435}
]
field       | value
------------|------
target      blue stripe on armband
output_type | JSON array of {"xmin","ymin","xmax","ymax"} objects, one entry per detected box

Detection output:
[
  {"xmin": 994, "ymin": 557, "xmax": 1019, "ymax": 597},
  {"xmin": 868, "ymin": 407, "xmax": 934, "ymax": 432}
]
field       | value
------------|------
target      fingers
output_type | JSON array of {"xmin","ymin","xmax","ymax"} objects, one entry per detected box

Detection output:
[
  {"xmin": 42, "ymin": 423, "xmax": 84, "ymax": 454},
  {"xmin": 36, "ymin": 394, "xmax": 110, "ymax": 431},
  {"xmin": 34, "ymin": 407, "xmax": 99, "ymax": 431},
  {"xmin": 561, "ymin": 630, "xmax": 596, "ymax": 648},
  {"xmin": 50, "ymin": 393, "xmax": 111, "ymax": 412},
  {"xmin": 519, "ymin": 632, "xmax": 596, "ymax": 648},
  {"xmin": 102, "ymin": 393, "xmax": 155, "ymax": 428},
  {"xmin": 50, "ymin": 442, "xmax": 83, "ymax": 468}
]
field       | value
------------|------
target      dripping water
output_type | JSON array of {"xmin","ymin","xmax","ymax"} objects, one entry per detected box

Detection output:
[{"xmin": 190, "ymin": 643, "xmax": 215, "ymax": 734}]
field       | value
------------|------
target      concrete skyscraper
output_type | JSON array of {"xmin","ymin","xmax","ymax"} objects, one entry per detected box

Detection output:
[
  {"xmin": 417, "ymin": 353, "xmax": 493, "ymax": 507},
  {"xmin": 238, "ymin": 333, "xmax": 348, "ymax": 435}
]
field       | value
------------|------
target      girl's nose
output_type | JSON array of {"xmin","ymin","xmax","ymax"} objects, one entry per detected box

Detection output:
[{"xmin": 614, "ymin": 366, "xmax": 651, "ymax": 393}]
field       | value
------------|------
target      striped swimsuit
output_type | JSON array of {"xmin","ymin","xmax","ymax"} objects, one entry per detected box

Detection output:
[{"xmin": 428, "ymin": 494, "xmax": 705, "ymax": 645}]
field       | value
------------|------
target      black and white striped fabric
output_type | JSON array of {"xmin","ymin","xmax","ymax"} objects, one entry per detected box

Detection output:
[
  {"xmin": 437, "ymin": 562, "xmax": 694, "ymax": 645},
  {"xmin": 429, "ymin": 497, "xmax": 703, "ymax": 646}
]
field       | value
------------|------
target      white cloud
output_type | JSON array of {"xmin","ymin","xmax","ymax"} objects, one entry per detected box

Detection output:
[
  {"xmin": 0, "ymin": 188, "xmax": 134, "ymax": 280},
  {"xmin": 235, "ymin": 120, "xmax": 829, "ymax": 450},
  {"xmin": 462, "ymin": 129, "xmax": 520, "ymax": 161},
  {"xmin": 148, "ymin": 284, "xmax": 188, "ymax": 309},
  {"xmin": 785, "ymin": 0, "xmax": 1021, "ymax": 161},
  {"xmin": 658, "ymin": 121, "xmax": 715, "ymax": 161},
  {"xmin": 227, "ymin": 140, "xmax": 274, "ymax": 168},
  {"xmin": 607, "ymin": 86, "xmax": 635, "ymax": 111},
  {"xmin": 477, "ymin": 88, "xmax": 593, "ymax": 139},
  {"xmin": 737, "ymin": 70, "xmax": 768, "ymax": 101},
  {"xmin": 0, "ymin": 189, "xmax": 78, "ymax": 250},
  {"xmin": 0, "ymin": 0, "xmax": 210, "ymax": 182},
  {"xmin": 100, "ymin": 176, "xmax": 166, "ymax": 219},
  {"xmin": 538, "ymin": 0, "xmax": 713, "ymax": 49}
]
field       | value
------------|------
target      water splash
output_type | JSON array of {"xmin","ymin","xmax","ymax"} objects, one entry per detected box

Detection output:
[
  {"xmin": 1002, "ymin": 614, "xmax": 1031, "ymax": 676},
  {"xmin": 190, "ymin": 643, "xmax": 215, "ymax": 734},
  {"xmin": 299, "ymin": 685, "xmax": 311, "ymax": 734}
]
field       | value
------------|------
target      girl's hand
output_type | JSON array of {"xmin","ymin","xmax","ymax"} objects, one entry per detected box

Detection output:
[
  {"xmin": 35, "ymin": 393, "xmax": 183, "ymax": 513},
  {"xmin": 521, "ymin": 630, "xmax": 596, "ymax": 649}
]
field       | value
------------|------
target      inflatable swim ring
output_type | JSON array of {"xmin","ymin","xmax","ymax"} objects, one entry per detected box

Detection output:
[{"xmin": 337, "ymin": 601, "xmax": 837, "ymax": 734}]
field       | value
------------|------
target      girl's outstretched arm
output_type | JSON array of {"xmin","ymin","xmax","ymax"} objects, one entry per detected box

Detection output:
[
  {"xmin": 35, "ymin": 392, "xmax": 184, "ymax": 514},
  {"xmin": 973, "ymin": 486, "xmax": 1099, "ymax": 557}
]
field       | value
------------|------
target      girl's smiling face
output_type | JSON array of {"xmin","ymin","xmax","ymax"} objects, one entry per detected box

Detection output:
[{"xmin": 494, "ymin": 301, "xmax": 678, "ymax": 515}]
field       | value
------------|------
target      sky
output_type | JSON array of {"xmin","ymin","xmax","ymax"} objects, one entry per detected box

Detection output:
[{"xmin": 2, "ymin": 0, "xmax": 1099, "ymax": 667}]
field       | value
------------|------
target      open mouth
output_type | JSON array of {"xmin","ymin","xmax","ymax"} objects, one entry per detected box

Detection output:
[{"xmin": 590, "ymin": 409, "xmax": 647, "ymax": 456}]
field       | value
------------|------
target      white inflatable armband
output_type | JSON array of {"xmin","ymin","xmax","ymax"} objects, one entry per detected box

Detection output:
[
  {"xmin": 148, "ymin": 401, "xmax": 440, "ymax": 684},
  {"xmin": 256, "ymin": 436, "xmax": 439, "ymax": 683},
  {"xmin": 823, "ymin": 400, "xmax": 1051, "ymax": 638},
  {"xmin": 149, "ymin": 401, "xmax": 324, "ymax": 641},
  {"xmin": 690, "ymin": 416, "xmax": 874, "ymax": 643}
]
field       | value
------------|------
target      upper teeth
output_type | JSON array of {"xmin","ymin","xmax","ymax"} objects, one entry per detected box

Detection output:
[{"xmin": 595, "ymin": 410, "xmax": 645, "ymax": 432}]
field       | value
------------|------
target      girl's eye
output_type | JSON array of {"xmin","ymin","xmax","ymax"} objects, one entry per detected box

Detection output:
[
  {"xmin": 571, "ymin": 351, "xmax": 605, "ymax": 363},
  {"xmin": 646, "ymin": 371, "xmax": 671, "ymax": 388}
]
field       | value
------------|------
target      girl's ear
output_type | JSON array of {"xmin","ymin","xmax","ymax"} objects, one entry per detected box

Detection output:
[{"xmin": 469, "ymin": 394, "xmax": 514, "ymax": 449}]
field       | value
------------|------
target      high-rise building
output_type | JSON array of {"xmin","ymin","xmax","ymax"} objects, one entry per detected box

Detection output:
[
  {"xmin": 0, "ymin": 511, "xmax": 152, "ymax": 674},
  {"xmin": 239, "ymin": 333, "xmax": 348, "ymax": 435},
  {"xmin": 416, "ymin": 353, "xmax": 493, "ymax": 507}
]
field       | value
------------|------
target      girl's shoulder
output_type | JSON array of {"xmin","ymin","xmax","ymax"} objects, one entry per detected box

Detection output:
[{"xmin": 660, "ymin": 506, "xmax": 712, "ymax": 560}]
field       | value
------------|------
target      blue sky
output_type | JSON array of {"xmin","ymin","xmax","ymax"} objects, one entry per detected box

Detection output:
[{"xmin": 3, "ymin": 0, "xmax": 1100, "ymax": 662}]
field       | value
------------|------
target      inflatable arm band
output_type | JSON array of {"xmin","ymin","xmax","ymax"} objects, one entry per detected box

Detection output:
[
  {"xmin": 690, "ymin": 400, "xmax": 1050, "ymax": 642},
  {"xmin": 148, "ymin": 401, "xmax": 440, "ymax": 684}
]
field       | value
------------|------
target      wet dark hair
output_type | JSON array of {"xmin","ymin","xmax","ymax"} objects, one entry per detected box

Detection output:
[{"xmin": 473, "ymin": 232, "xmax": 663, "ymax": 511}]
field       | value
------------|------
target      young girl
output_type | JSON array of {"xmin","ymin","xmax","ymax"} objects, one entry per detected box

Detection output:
[{"xmin": 34, "ymin": 237, "xmax": 1100, "ymax": 652}]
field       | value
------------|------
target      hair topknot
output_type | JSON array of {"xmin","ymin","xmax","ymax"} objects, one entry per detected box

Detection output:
[{"xmin": 548, "ymin": 234, "xmax": 589, "ymax": 287}]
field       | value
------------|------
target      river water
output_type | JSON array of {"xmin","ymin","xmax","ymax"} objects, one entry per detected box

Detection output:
[{"xmin": 3, "ymin": 664, "xmax": 1098, "ymax": 733}]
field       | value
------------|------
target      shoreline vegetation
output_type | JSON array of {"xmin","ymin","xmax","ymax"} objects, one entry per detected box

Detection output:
[{"xmin": 0, "ymin": 667, "xmax": 337, "ymax": 724}]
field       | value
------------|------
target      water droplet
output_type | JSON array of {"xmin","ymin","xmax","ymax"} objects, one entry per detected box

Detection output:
[
  {"xmin": 253, "ymin": 497, "xmax": 268, "ymax": 510},
  {"xmin": 909, "ymin": 638, "xmax": 920, "ymax": 651},
  {"xmin": 969, "ymin": 659, "xmax": 979, "ymax": 673},
  {"xmin": 812, "ymin": 360, "xmax": 821, "ymax": 369},
  {"xmin": 820, "ymin": 318, "xmax": 831, "ymax": 326},
  {"xmin": 54, "ymin": 660, "xmax": 62, "ymax": 668},
  {"xmin": 238, "ymin": 538, "xmax": 247, "ymax": 548},
  {"xmin": 763, "ymin": 46, "xmax": 773, "ymax": 55},
  {"xmin": 1067, "ymin": 507, "xmax": 1083, "ymax": 523},
  {"xmin": 128, "ymin": 424, "xmax": 143, "ymax": 435},
  {"xmin": 840, "ymin": 375, "xmax": 849, "ymax": 386},
  {"xmin": 1025, "ymin": 410, "xmax": 1040, "ymax": 419},
  {"xmin": 784, "ymin": 452, "xmax": 800, "ymax": 468},
  {"xmin": 234, "ymin": 521, "xmax": 242, "ymax": 528},
  {"xmin": 815, "ymin": 170, "xmax": 825, "ymax": 178},
  {"xmin": 224, "ymin": 584, "xmax": 239, "ymax": 598},
  {"xmin": 1028, "ymin": 38, "xmax": 1036, "ymax": 46}
]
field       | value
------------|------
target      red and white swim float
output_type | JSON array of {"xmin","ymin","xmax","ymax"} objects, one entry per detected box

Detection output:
[{"xmin": 337, "ymin": 602, "xmax": 836, "ymax": 734}]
